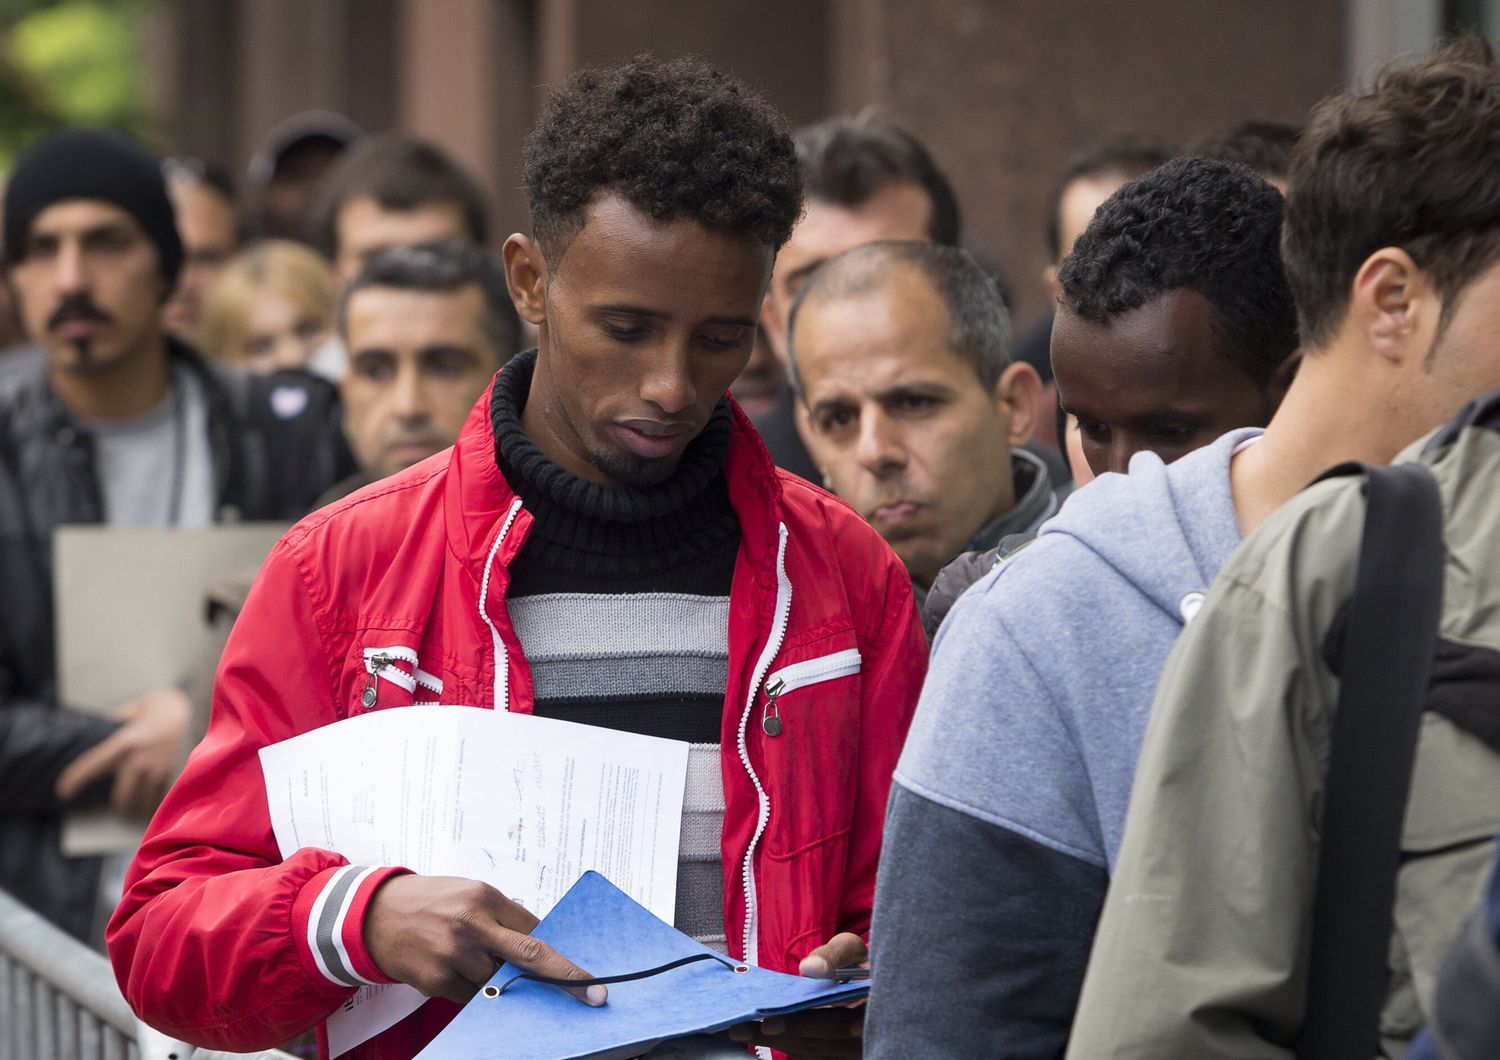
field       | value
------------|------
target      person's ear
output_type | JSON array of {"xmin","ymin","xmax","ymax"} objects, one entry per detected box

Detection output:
[
  {"xmin": 1266, "ymin": 348, "xmax": 1302, "ymax": 407},
  {"xmin": 154, "ymin": 246, "xmax": 174, "ymax": 305},
  {"xmin": 792, "ymin": 393, "xmax": 817, "ymax": 449},
  {"xmin": 993, "ymin": 361, "xmax": 1043, "ymax": 446},
  {"xmin": 759, "ymin": 292, "xmax": 791, "ymax": 369},
  {"xmin": 502, "ymin": 234, "xmax": 548, "ymax": 329},
  {"xmin": 1350, "ymin": 247, "xmax": 1438, "ymax": 368},
  {"xmin": 1042, "ymin": 263, "xmax": 1062, "ymax": 304}
]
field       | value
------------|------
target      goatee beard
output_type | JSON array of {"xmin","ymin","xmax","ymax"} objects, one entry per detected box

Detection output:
[{"xmin": 587, "ymin": 446, "xmax": 678, "ymax": 488}]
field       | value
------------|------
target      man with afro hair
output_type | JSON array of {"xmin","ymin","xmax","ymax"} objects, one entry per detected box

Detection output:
[
  {"xmin": 1051, "ymin": 156, "xmax": 1297, "ymax": 479},
  {"xmin": 922, "ymin": 157, "xmax": 1296, "ymax": 631},
  {"xmin": 865, "ymin": 156, "xmax": 1298, "ymax": 1058},
  {"xmin": 109, "ymin": 54, "xmax": 926, "ymax": 1060}
]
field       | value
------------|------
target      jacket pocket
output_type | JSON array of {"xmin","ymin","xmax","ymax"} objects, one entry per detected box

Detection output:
[
  {"xmin": 756, "ymin": 643, "xmax": 864, "ymax": 864},
  {"xmin": 360, "ymin": 645, "xmax": 444, "ymax": 709},
  {"xmin": 759, "ymin": 648, "xmax": 861, "ymax": 737},
  {"xmin": 760, "ymin": 826, "xmax": 854, "ymax": 972}
]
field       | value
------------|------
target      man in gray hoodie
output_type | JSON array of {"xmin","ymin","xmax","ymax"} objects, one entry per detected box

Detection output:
[
  {"xmin": 864, "ymin": 156, "xmax": 1299, "ymax": 1057},
  {"xmin": 870, "ymin": 39, "xmax": 1500, "ymax": 1056}
]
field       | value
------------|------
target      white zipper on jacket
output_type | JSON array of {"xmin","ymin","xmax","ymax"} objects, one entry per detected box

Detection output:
[
  {"xmin": 737, "ymin": 521, "xmax": 791, "ymax": 971},
  {"xmin": 478, "ymin": 497, "xmax": 525, "ymax": 711},
  {"xmin": 763, "ymin": 648, "xmax": 861, "ymax": 694},
  {"xmin": 760, "ymin": 648, "xmax": 862, "ymax": 737},
  {"xmin": 362, "ymin": 646, "xmax": 444, "ymax": 697}
]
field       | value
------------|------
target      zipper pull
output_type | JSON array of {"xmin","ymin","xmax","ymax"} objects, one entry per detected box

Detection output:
[
  {"xmin": 362, "ymin": 653, "xmax": 392, "ymax": 709},
  {"xmin": 762, "ymin": 677, "xmax": 785, "ymax": 736}
]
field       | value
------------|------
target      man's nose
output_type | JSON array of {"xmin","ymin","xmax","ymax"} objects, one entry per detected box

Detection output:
[
  {"xmin": 855, "ymin": 408, "xmax": 905, "ymax": 474},
  {"xmin": 273, "ymin": 335, "xmax": 306, "ymax": 372},
  {"xmin": 391, "ymin": 363, "xmax": 430, "ymax": 420},
  {"xmin": 639, "ymin": 342, "xmax": 696, "ymax": 414},
  {"xmin": 1107, "ymin": 435, "xmax": 1134, "ymax": 476},
  {"xmin": 54, "ymin": 242, "xmax": 88, "ymax": 295}
]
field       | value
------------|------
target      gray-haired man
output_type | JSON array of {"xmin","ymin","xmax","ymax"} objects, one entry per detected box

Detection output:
[{"xmin": 786, "ymin": 239, "xmax": 1051, "ymax": 607}]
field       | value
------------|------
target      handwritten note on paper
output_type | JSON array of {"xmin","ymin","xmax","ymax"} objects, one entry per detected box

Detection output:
[{"xmin": 258, "ymin": 706, "xmax": 690, "ymax": 1057}]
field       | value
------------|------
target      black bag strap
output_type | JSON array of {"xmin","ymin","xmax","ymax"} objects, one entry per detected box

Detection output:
[{"xmin": 1296, "ymin": 461, "xmax": 1446, "ymax": 1059}]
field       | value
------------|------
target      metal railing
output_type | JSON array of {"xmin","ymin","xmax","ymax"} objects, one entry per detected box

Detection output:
[{"xmin": 0, "ymin": 887, "xmax": 297, "ymax": 1060}]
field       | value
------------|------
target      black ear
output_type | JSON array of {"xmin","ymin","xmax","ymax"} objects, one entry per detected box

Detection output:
[{"xmin": 1267, "ymin": 348, "xmax": 1303, "ymax": 406}]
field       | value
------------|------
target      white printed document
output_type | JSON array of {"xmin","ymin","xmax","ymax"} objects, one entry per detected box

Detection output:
[{"xmin": 258, "ymin": 705, "xmax": 690, "ymax": 1057}]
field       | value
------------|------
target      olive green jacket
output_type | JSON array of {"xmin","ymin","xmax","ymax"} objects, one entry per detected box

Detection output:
[{"xmin": 1067, "ymin": 427, "xmax": 1500, "ymax": 1059}]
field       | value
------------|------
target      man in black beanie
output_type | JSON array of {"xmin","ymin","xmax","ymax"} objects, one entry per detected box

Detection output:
[{"xmin": 0, "ymin": 127, "xmax": 356, "ymax": 940}]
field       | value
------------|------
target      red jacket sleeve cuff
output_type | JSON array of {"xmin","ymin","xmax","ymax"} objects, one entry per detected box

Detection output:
[{"xmin": 291, "ymin": 864, "xmax": 412, "ymax": 987}]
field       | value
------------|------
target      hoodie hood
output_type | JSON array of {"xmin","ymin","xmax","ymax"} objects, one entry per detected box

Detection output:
[
  {"xmin": 1032, "ymin": 427, "xmax": 1260, "ymax": 623},
  {"xmin": 908, "ymin": 425, "xmax": 1264, "ymax": 874}
]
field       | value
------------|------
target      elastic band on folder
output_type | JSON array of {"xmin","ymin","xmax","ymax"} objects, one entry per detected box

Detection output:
[{"xmin": 484, "ymin": 952, "xmax": 748, "ymax": 998}]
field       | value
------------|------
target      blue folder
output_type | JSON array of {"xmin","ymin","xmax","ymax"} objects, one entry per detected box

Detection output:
[{"xmin": 416, "ymin": 871, "xmax": 870, "ymax": 1059}]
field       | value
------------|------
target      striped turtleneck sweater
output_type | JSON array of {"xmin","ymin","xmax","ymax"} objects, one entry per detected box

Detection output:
[{"xmin": 491, "ymin": 350, "xmax": 740, "ymax": 948}]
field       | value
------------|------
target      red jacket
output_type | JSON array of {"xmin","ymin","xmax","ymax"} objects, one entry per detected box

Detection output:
[{"xmin": 107, "ymin": 388, "xmax": 927, "ymax": 1058}]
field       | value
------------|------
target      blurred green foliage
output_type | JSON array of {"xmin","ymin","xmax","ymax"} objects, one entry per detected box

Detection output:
[{"xmin": 0, "ymin": 0, "xmax": 152, "ymax": 171}]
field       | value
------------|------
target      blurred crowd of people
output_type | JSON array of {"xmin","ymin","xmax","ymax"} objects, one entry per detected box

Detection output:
[{"xmin": 2, "ymin": 30, "xmax": 1500, "ymax": 1060}]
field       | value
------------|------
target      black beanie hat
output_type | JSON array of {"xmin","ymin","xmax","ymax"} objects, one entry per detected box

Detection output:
[{"xmin": 3, "ymin": 128, "xmax": 183, "ymax": 286}]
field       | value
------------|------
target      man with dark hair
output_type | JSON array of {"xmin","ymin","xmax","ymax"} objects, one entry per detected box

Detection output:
[
  {"xmin": 793, "ymin": 117, "xmax": 962, "ymax": 246},
  {"xmin": 1044, "ymin": 135, "xmax": 1176, "ymax": 275},
  {"xmin": 923, "ymin": 157, "xmax": 1296, "ymax": 632},
  {"xmin": 313, "ymin": 132, "xmax": 491, "ymax": 287},
  {"xmin": 328, "ymin": 240, "xmax": 519, "ymax": 500},
  {"xmin": 1014, "ymin": 133, "xmax": 1175, "ymax": 454},
  {"xmin": 0, "ymin": 128, "xmax": 354, "ymax": 939},
  {"xmin": 302, "ymin": 133, "xmax": 492, "ymax": 382},
  {"xmin": 1053, "ymin": 156, "xmax": 1296, "ymax": 476},
  {"xmin": 1185, "ymin": 116, "xmax": 1300, "ymax": 188},
  {"xmin": 111, "ymin": 55, "xmax": 926, "ymax": 1060},
  {"xmin": 245, "ymin": 110, "xmax": 363, "ymax": 244},
  {"xmin": 751, "ymin": 115, "xmax": 962, "ymax": 482},
  {"xmin": 162, "ymin": 158, "xmax": 240, "ymax": 344},
  {"xmin": 864, "ymin": 157, "xmax": 1298, "ymax": 1057},
  {"xmin": 1068, "ymin": 37, "xmax": 1500, "ymax": 1057},
  {"xmin": 789, "ymin": 241, "xmax": 1048, "ymax": 605}
]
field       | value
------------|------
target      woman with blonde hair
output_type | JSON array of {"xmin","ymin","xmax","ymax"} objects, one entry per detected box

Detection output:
[{"xmin": 199, "ymin": 240, "xmax": 334, "ymax": 374}]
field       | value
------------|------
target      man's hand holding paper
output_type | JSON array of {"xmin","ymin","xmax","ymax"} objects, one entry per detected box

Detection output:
[
  {"xmin": 723, "ymin": 932, "xmax": 869, "ymax": 1059},
  {"xmin": 414, "ymin": 872, "xmax": 871, "ymax": 1059},
  {"xmin": 257, "ymin": 705, "xmax": 689, "ymax": 1054},
  {"xmin": 364, "ymin": 874, "xmax": 606, "ymax": 1007}
]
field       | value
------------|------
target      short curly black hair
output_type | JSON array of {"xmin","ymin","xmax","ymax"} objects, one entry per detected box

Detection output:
[
  {"xmin": 1057, "ymin": 156, "xmax": 1297, "ymax": 389},
  {"xmin": 522, "ymin": 54, "xmax": 803, "ymax": 261},
  {"xmin": 1046, "ymin": 134, "xmax": 1176, "ymax": 260}
]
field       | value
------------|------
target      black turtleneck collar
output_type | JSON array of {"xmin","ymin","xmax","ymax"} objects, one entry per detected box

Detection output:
[{"xmin": 490, "ymin": 349, "xmax": 740, "ymax": 578}]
